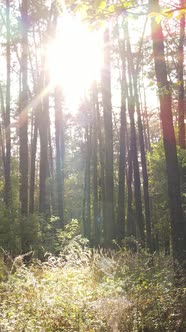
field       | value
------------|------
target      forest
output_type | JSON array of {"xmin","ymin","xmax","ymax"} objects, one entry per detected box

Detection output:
[{"xmin": 0, "ymin": 0, "xmax": 185, "ymax": 331}]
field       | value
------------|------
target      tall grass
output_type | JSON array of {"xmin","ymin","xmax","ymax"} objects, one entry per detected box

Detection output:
[{"xmin": 0, "ymin": 246, "xmax": 185, "ymax": 331}]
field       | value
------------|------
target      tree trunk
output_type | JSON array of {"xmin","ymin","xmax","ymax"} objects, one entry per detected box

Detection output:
[
  {"xmin": 102, "ymin": 28, "xmax": 115, "ymax": 246},
  {"xmin": 137, "ymin": 102, "xmax": 152, "ymax": 251},
  {"xmin": 150, "ymin": 0, "xmax": 186, "ymax": 266},
  {"xmin": 127, "ymin": 43, "xmax": 152, "ymax": 251},
  {"xmin": 83, "ymin": 125, "xmax": 91, "ymax": 241},
  {"xmin": 177, "ymin": 0, "xmax": 185, "ymax": 149},
  {"xmin": 126, "ymin": 30, "xmax": 145, "ymax": 244},
  {"xmin": 97, "ymin": 100, "xmax": 106, "ymax": 244},
  {"xmin": 92, "ymin": 84, "xmax": 99, "ymax": 245},
  {"xmin": 39, "ymin": 65, "xmax": 49, "ymax": 214},
  {"xmin": 4, "ymin": 0, "xmax": 11, "ymax": 208},
  {"xmin": 29, "ymin": 112, "xmax": 38, "ymax": 214},
  {"xmin": 117, "ymin": 42, "xmax": 127, "ymax": 242},
  {"xmin": 55, "ymin": 85, "xmax": 65, "ymax": 228},
  {"xmin": 19, "ymin": 0, "xmax": 28, "ymax": 216},
  {"xmin": 0, "ymin": 84, "xmax": 6, "ymax": 177},
  {"xmin": 127, "ymin": 148, "xmax": 136, "ymax": 240},
  {"xmin": 39, "ymin": 92, "xmax": 49, "ymax": 214}
]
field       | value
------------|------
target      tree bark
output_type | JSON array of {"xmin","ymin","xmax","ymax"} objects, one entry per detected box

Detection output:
[
  {"xmin": 55, "ymin": 85, "xmax": 65, "ymax": 228},
  {"xmin": 19, "ymin": 0, "xmax": 28, "ymax": 216},
  {"xmin": 92, "ymin": 84, "xmax": 99, "ymax": 245},
  {"xmin": 97, "ymin": 100, "xmax": 106, "ymax": 244},
  {"xmin": 150, "ymin": 0, "xmax": 186, "ymax": 266},
  {"xmin": 29, "ymin": 112, "xmax": 38, "ymax": 214},
  {"xmin": 102, "ymin": 28, "xmax": 115, "ymax": 246},
  {"xmin": 39, "ymin": 89, "xmax": 49, "ymax": 214},
  {"xmin": 4, "ymin": 0, "xmax": 11, "ymax": 208},
  {"xmin": 126, "ymin": 29, "xmax": 145, "ymax": 244},
  {"xmin": 177, "ymin": 0, "xmax": 185, "ymax": 149},
  {"xmin": 83, "ymin": 125, "xmax": 91, "ymax": 241},
  {"xmin": 127, "ymin": 147, "xmax": 136, "ymax": 239},
  {"xmin": 127, "ymin": 43, "xmax": 152, "ymax": 251},
  {"xmin": 117, "ymin": 40, "xmax": 127, "ymax": 242}
]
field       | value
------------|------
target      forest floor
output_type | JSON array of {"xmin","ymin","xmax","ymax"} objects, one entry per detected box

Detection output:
[{"xmin": 0, "ymin": 247, "xmax": 185, "ymax": 332}]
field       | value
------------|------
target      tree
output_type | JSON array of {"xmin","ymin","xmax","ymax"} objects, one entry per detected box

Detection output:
[
  {"xmin": 4, "ymin": 0, "xmax": 11, "ymax": 208},
  {"xmin": 82, "ymin": 114, "xmax": 91, "ymax": 241},
  {"xmin": 177, "ymin": 0, "xmax": 185, "ymax": 149},
  {"xmin": 38, "ymin": 75, "xmax": 49, "ymax": 214},
  {"xmin": 150, "ymin": 0, "xmax": 186, "ymax": 267},
  {"xmin": 102, "ymin": 28, "xmax": 115, "ymax": 246},
  {"xmin": 127, "ymin": 26, "xmax": 145, "ymax": 245},
  {"xmin": 19, "ymin": 0, "xmax": 29, "ymax": 217},
  {"xmin": 92, "ymin": 83, "xmax": 100, "ymax": 244},
  {"xmin": 29, "ymin": 108, "xmax": 39, "ymax": 214},
  {"xmin": 55, "ymin": 85, "xmax": 65, "ymax": 228},
  {"xmin": 127, "ymin": 32, "xmax": 152, "ymax": 251},
  {"xmin": 117, "ymin": 37, "xmax": 127, "ymax": 242}
]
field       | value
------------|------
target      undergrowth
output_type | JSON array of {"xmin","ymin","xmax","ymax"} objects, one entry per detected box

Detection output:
[{"xmin": 0, "ymin": 230, "xmax": 185, "ymax": 331}]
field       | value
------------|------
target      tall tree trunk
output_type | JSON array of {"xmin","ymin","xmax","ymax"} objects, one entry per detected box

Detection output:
[
  {"xmin": 142, "ymin": 84, "xmax": 151, "ymax": 152},
  {"xmin": 127, "ymin": 42, "xmax": 152, "ymax": 251},
  {"xmin": 126, "ymin": 31, "xmax": 145, "ymax": 244},
  {"xmin": 177, "ymin": 0, "xmax": 186, "ymax": 230},
  {"xmin": 0, "ymin": 125, "xmax": 6, "ymax": 179},
  {"xmin": 0, "ymin": 84, "xmax": 6, "ymax": 178},
  {"xmin": 19, "ymin": 0, "xmax": 28, "ymax": 216},
  {"xmin": 4, "ymin": 0, "xmax": 11, "ymax": 208},
  {"xmin": 29, "ymin": 112, "xmax": 38, "ymax": 214},
  {"xmin": 97, "ymin": 101, "xmax": 106, "ymax": 244},
  {"xmin": 92, "ymin": 84, "xmax": 99, "ymax": 245},
  {"xmin": 48, "ymin": 115, "xmax": 55, "ymax": 213},
  {"xmin": 150, "ymin": 0, "xmax": 186, "ymax": 266},
  {"xmin": 128, "ymin": 98, "xmax": 145, "ymax": 244},
  {"xmin": 55, "ymin": 85, "xmax": 64, "ymax": 228},
  {"xmin": 102, "ymin": 28, "xmax": 115, "ymax": 246},
  {"xmin": 127, "ymin": 147, "xmax": 136, "ymax": 240},
  {"xmin": 137, "ymin": 100, "xmax": 152, "ymax": 251},
  {"xmin": 177, "ymin": 0, "xmax": 185, "ymax": 150},
  {"xmin": 39, "ymin": 88, "xmax": 49, "ymax": 214},
  {"xmin": 83, "ymin": 125, "xmax": 91, "ymax": 241},
  {"xmin": 117, "ymin": 40, "xmax": 127, "ymax": 241}
]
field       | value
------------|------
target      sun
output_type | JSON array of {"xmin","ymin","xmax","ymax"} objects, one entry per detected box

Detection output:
[{"xmin": 46, "ymin": 13, "xmax": 103, "ymax": 106}]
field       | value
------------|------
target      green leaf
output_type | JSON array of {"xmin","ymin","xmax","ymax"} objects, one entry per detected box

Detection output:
[
  {"xmin": 96, "ymin": 0, "xmax": 107, "ymax": 11},
  {"xmin": 162, "ymin": 11, "xmax": 173, "ymax": 19},
  {"xmin": 155, "ymin": 14, "xmax": 163, "ymax": 24},
  {"xmin": 106, "ymin": 5, "xmax": 115, "ymax": 14}
]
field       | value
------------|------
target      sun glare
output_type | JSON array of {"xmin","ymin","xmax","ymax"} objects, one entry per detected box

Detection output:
[{"xmin": 46, "ymin": 14, "xmax": 103, "ymax": 106}]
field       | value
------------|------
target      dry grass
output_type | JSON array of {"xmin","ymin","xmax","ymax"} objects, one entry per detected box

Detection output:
[{"xmin": 0, "ymin": 248, "xmax": 185, "ymax": 331}]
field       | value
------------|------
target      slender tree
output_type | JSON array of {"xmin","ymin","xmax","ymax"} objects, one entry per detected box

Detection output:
[
  {"xmin": 29, "ymin": 111, "xmax": 38, "ymax": 214},
  {"xmin": 38, "ymin": 79, "xmax": 49, "ymax": 214},
  {"xmin": 126, "ymin": 27, "xmax": 145, "ymax": 245},
  {"xmin": 150, "ymin": 0, "xmax": 186, "ymax": 266},
  {"xmin": 4, "ymin": 0, "xmax": 11, "ymax": 208},
  {"xmin": 83, "ymin": 122, "xmax": 91, "ymax": 241},
  {"xmin": 177, "ymin": 0, "xmax": 185, "ymax": 149},
  {"xmin": 92, "ymin": 83, "xmax": 99, "ymax": 244},
  {"xmin": 97, "ymin": 95, "xmax": 106, "ymax": 244},
  {"xmin": 127, "ymin": 42, "xmax": 152, "ymax": 251},
  {"xmin": 117, "ymin": 37, "xmax": 127, "ymax": 241},
  {"xmin": 55, "ymin": 85, "xmax": 65, "ymax": 228},
  {"xmin": 127, "ymin": 148, "xmax": 136, "ymax": 239},
  {"xmin": 19, "ymin": 0, "xmax": 28, "ymax": 216},
  {"xmin": 102, "ymin": 28, "xmax": 115, "ymax": 246}
]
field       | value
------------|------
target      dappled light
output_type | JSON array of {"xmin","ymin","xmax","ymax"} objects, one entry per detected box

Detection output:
[{"xmin": 0, "ymin": 0, "xmax": 185, "ymax": 330}]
